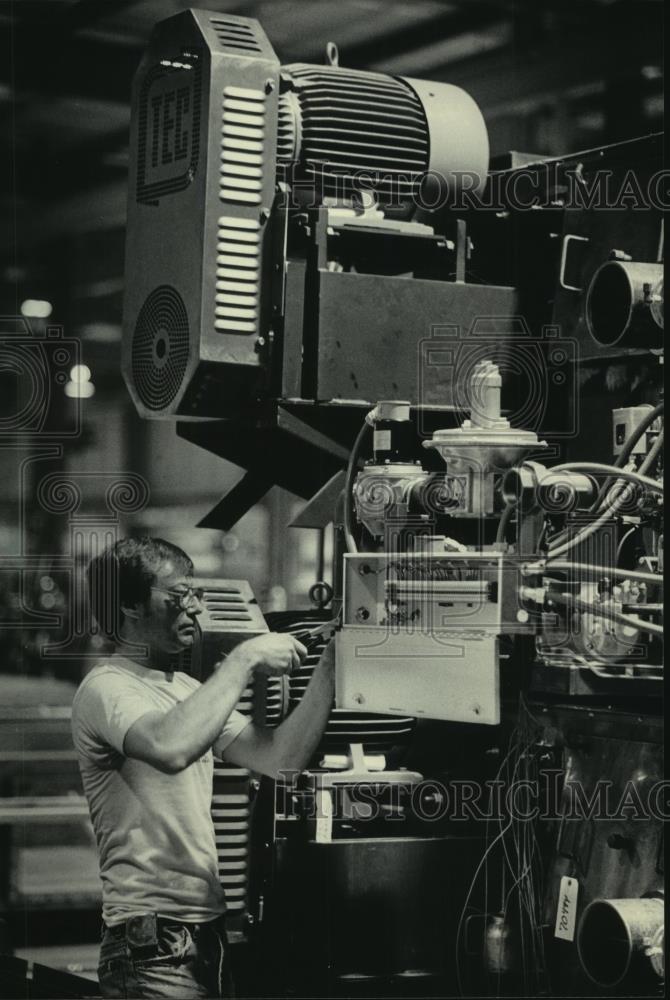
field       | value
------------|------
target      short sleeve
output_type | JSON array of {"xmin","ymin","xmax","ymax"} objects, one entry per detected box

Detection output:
[
  {"xmin": 215, "ymin": 709, "xmax": 252, "ymax": 757},
  {"xmin": 72, "ymin": 672, "xmax": 156, "ymax": 758}
]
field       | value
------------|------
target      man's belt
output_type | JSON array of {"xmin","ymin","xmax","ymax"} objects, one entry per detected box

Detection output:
[{"xmin": 106, "ymin": 913, "xmax": 225, "ymax": 951}]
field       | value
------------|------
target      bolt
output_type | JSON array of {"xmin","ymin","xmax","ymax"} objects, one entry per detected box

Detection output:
[
  {"xmin": 609, "ymin": 248, "xmax": 633, "ymax": 261},
  {"xmin": 355, "ymin": 606, "xmax": 370, "ymax": 622}
]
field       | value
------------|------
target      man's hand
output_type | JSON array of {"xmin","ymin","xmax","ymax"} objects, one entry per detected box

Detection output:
[
  {"xmin": 222, "ymin": 634, "xmax": 335, "ymax": 777},
  {"xmin": 228, "ymin": 632, "xmax": 308, "ymax": 677}
]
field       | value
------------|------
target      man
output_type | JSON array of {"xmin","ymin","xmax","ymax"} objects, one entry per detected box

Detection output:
[{"xmin": 71, "ymin": 537, "xmax": 334, "ymax": 999}]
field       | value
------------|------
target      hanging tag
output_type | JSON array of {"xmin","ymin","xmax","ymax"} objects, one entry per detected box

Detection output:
[{"xmin": 554, "ymin": 876, "xmax": 579, "ymax": 941}]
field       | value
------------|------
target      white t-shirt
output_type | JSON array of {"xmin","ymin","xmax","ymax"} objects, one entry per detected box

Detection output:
[{"xmin": 71, "ymin": 657, "xmax": 251, "ymax": 926}]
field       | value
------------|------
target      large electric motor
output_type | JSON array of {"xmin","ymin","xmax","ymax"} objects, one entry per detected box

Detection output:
[
  {"xmin": 122, "ymin": 8, "xmax": 489, "ymax": 420},
  {"xmin": 277, "ymin": 62, "xmax": 488, "ymax": 210}
]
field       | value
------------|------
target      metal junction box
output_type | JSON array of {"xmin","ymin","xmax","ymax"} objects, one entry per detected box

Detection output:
[{"xmin": 336, "ymin": 552, "xmax": 512, "ymax": 725}]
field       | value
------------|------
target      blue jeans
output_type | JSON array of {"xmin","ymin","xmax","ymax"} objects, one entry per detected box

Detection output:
[{"xmin": 98, "ymin": 916, "xmax": 234, "ymax": 999}]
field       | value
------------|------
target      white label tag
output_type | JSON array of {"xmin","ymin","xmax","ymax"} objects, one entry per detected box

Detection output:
[
  {"xmin": 554, "ymin": 876, "xmax": 579, "ymax": 941},
  {"xmin": 373, "ymin": 429, "xmax": 392, "ymax": 452}
]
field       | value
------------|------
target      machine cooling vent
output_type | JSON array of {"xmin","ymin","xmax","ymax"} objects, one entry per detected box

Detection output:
[
  {"xmin": 215, "ymin": 215, "xmax": 261, "ymax": 335},
  {"xmin": 131, "ymin": 285, "xmax": 190, "ymax": 412},
  {"xmin": 219, "ymin": 86, "xmax": 266, "ymax": 205},
  {"xmin": 202, "ymin": 584, "xmax": 255, "ymax": 622},
  {"xmin": 277, "ymin": 92, "xmax": 299, "ymax": 163},
  {"xmin": 264, "ymin": 612, "xmax": 415, "ymax": 754},
  {"xmin": 286, "ymin": 65, "xmax": 429, "ymax": 202},
  {"xmin": 212, "ymin": 698, "xmax": 253, "ymax": 922},
  {"xmin": 210, "ymin": 17, "xmax": 262, "ymax": 54}
]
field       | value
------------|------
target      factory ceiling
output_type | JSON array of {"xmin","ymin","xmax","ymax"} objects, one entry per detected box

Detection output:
[
  {"xmin": 1, "ymin": 0, "xmax": 663, "ymax": 247},
  {"xmin": 0, "ymin": 0, "xmax": 662, "ymax": 351}
]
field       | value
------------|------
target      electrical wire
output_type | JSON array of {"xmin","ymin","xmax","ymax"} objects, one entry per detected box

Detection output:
[
  {"xmin": 615, "ymin": 525, "xmax": 639, "ymax": 564},
  {"xmin": 495, "ymin": 502, "xmax": 515, "ymax": 545},
  {"xmin": 548, "ymin": 590, "xmax": 663, "ymax": 636},
  {"xmin": 545, "ymin": 446, "xmax": 664, "ymax": 561},
  {"xmin": 543, "ymin": 462, "xmax": 663, "ymax": 497},
  {"xmin": 522, "ymin": 561, "xmax": 662, "ymax": 585},
  {"xmin": 455, "ymin": 711, "xmax": 551, "ymax": 998},
  {"xmin": 588, "ymin": 401, "xmax": 663, "ymax": 512},
  {"xmin": 455, "ymin": 727, "xmax": 523, "ymax": 996},
  {"xmin": 343, "ymin": 419, "xmax": 371, "ymax": 553}
]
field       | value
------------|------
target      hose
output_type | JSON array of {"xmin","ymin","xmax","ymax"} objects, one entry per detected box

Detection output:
[
  {"xmin": 343, "ymin": 418, "xmax": 371, "ymax": 554},
  {"xmin": 545, "ymin": 452, "xmax": 663, "ymax": 561},
  {"xmin": 495, "ymin": 502, "xmax": 515, "ymax": 545},
  {"xmin": 547, "ymin": 590, "xmax": 663, "ymax": 637},
  {"xmin": 543, "ymin": 462, "xmax": 663, "ymax": 496},
  {"xmin": 589, "ymin": 401, "xmax": 664, "ymax": 512},
  {"xmin": 522, "ymin": 561, "xmax": 662, "ymax": 585}
]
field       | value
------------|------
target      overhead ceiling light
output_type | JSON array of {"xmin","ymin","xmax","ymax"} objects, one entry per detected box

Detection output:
[
  {"xmin": 20, "ymin": 299, "xmax": 53, "ymax": 319},
  {"xmin": 65, "ymin": 364, "xmax": 95, "ymax": 399}
]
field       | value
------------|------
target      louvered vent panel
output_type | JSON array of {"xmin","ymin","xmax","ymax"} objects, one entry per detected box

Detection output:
[
  {"xmin": 212, "ymin": 763, "xmax": 252, "ymax": 918},
  {"xmin": 199, "ymin": 580, "xmax": 267, "ymax": 634},
  {"xmin": 220, "ymin": 87, "xmax": 265, "ymax": 205},
  {"xmin": 212, "ymin": 678, "xmax": 254, "ymax": 921},
  {"xmin": 196, "ymin": 578, "xmax": 267, "ymax": 930},
  {"xmin": 210, "ymin": 17, "xmax": 263, "ymax": 54},
  {"xmin": 264, "ymin": 612, "xmax": 415, "ymax": 755},
  {"xmin": 214, "ymin": 215, "xmax": 260, "ymax": 336},
  {"xmin": 263, "ymin": 676, "xmax": 285, "ymax": 728}
]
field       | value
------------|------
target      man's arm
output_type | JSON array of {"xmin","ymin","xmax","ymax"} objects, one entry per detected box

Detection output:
[
  {"xmin": 222, "ymin": 639, "xmax": 335, "ymax": 779},
  {"xmin": 123, "ymin": 633, "xmax": 305, "ymax": 773}
]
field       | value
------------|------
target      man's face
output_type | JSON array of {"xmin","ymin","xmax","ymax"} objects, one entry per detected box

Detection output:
[{"xmin": 131, "ymin": 559, "xmax": 202, "ymax": 655}]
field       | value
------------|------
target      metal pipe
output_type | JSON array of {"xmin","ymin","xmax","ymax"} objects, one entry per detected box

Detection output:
[
  {"xmin": 577, "ymin": 896, "xmax": 664, "ymax": 988},
  {"xmin": 548, "ymin": 590, "xmax": 663, "ymax": 637},
  {"xmin": 589, "ymin": 400, "xmax": 663, "ymax": 512},
  {"xmin": 586, "ymin": 260, "xmax": 663, "ymax": 347},
  {"xmin": 522, "ymin": 561, "xmax": 662, "ymax": 585},
  {"xmin": 545, "ymin": 458, "xmax": 663, "ymax": 561}
]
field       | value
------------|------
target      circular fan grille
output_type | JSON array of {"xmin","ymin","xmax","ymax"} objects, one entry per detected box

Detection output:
[{"xmin": 131, "ymin": 285, "xmax": 190, "ymax": 412}]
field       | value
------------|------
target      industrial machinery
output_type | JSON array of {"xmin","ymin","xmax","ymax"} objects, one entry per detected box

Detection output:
[{"xmin": 122, "ymin": 9, "xmax": 664, "ymax": 998}]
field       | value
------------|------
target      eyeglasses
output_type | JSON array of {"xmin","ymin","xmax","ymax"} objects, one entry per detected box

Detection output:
[{"xmin": 151, "ymin": 585, "xmax": 205, "ymax": 611}]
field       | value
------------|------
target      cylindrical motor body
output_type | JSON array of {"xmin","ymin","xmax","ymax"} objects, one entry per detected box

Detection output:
[{"xmin": 277, "ymin": 64, "xmax": 489, "ymax": 213}]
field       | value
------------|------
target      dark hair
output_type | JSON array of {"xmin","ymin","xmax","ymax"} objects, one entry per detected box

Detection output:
[{"xmin": 88, "ymin": 536, "xmax": 193, "ymax": 639}]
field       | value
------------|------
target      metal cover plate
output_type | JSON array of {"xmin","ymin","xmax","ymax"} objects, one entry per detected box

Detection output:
[{"xmin": 335, "ymin": 627, "xmax": 500, "ymax": 725}]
